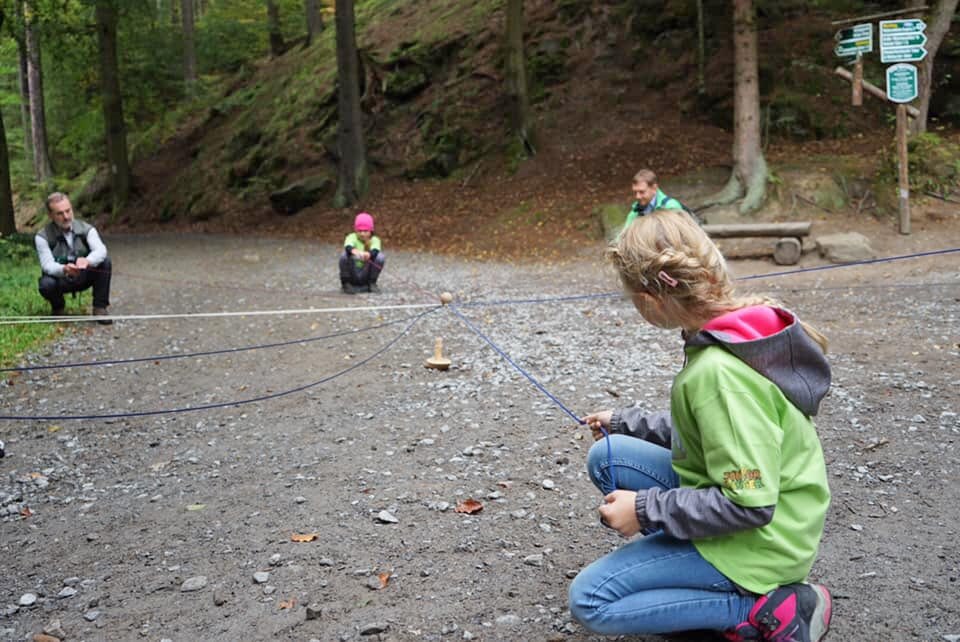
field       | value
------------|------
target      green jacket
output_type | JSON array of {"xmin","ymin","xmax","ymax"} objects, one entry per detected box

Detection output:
[{"xmin": 623, "ymin": 188, "xmax": 683, "ymax": 228}]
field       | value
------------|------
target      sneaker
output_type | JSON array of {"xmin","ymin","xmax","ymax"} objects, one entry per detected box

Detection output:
[
  {"xmin": 93, "ymin": 307, "xmax": 113, "ymax": 325},
  {"xmin": 341, "ymin": 283, "xmax": 361, "ymax": 295},
  {"xmin": 368, "ymin": 283, "xmax": 380, "ymax": 294},
  {"xmin": 737, "ymin": 583, "xmax": 832, "ymax": 642}
]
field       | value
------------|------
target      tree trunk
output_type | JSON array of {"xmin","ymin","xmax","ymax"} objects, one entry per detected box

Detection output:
[
  {"xmin": 0, "ymin": 105, "xmax": 17, "ymax": 237},
  {"xmin": 332, "ymin": 0, "xmax": 368, "ymax": 208},
  {"xmin": 24, "ymin": 8, "xmax": 54, "ymax": 183},
  {"xmin": 696, "ymin": 0, "xmax": 705, "ymax": 94},
  {"xmin": 0, "ymin": 10, "xmax": 17, "ymax": 236},
  {"xmin": 305, "ymin": 0, "xmax": 323, "ymax": 46},
  {"xmin": 909, "ymin": 0, "xmax": 959, "ymax": 134},
  {"xmin": 267, "ymin": 0, "xmax": 285, "ymax": 57},
  {"xmin": 707, "ymin": 0, "xmax": 767, "ymax": 214},
  {"xmin": 16, "ymin": 34, "xmax": 33, "ymax": 164},
  {"xmin": 505, "ymin": 0, "xmax": 535, "ymax": 155},
  {"xmin": 181, "ymin": 0, "xmax": 197, "ymax": 96},
  {"xmin": 96, "ymin": 0, "xmax": 132, "ymax": 213}
]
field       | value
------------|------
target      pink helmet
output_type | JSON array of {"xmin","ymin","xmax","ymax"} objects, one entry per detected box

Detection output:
[{"xmin": 354, "ymin": 212, "xmax": 374, "ymax": 232}]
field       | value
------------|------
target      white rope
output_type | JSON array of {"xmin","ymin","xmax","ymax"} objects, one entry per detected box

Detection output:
[{"xmin": 0, "ymin": 302, "xmax": 441, "ymax": 325}]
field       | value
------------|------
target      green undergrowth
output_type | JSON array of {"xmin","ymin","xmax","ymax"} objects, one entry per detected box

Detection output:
[{"xmin": 0, "ymin": 236, "xmax": 78, "ymax": 367}]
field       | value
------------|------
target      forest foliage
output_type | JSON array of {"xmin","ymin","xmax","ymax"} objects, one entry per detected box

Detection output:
[{"xmin": 0, "ymin": 0, "xmax": 957, "ymax": 226}]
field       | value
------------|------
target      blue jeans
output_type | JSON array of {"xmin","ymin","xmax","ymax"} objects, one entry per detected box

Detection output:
[{"xmin": 568, "ymin": 434, "xmax": 757, "ymax": 636}]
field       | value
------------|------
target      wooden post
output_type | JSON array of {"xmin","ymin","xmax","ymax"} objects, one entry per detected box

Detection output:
[
  {"xmin": 834, "ymin": 68, "xmax": 920, "ymax": 118},
  {"xmin": 852, "ymin": 54, "xmax": 863, "ymax": 107},
  {"xmin": 896, "ymin": 103, "xmax": 910, "ymax": 235}
]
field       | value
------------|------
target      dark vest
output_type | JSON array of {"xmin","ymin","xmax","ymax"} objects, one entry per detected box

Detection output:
[{"xmin": 38, "ymin": 220, "xmax": 94, "ymax": 264}]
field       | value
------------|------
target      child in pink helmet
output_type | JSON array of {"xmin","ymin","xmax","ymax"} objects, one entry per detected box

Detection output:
[{"xmin": 339, "ymin": 212, "xmax": 385, "ymax": 294}]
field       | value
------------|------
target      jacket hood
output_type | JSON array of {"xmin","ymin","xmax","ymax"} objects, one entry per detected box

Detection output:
[{"xmin": 684, "ymin": 306, "xmax": 831, "ymax": 416}]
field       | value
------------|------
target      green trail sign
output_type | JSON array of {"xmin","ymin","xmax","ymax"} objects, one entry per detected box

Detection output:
[
  {"xmin": 886, "ymin": 63, "xmax": 918, "ymax": 103},
  {"xmin": 835, "ymin": 23, "xmax": 871, "ymax": 42},
  {"xmin": 834, "ymin": 22, "xmax": 872, "ymax": 57},
  {"xmin": 880, "ymin": 18, "xmax": 927, "ymax": 63},
  {"xmin": 835, "ymin": 38, "xmax": 872, "ymax": 57}
]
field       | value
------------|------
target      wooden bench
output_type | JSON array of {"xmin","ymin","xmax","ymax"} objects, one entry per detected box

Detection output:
[{"xmin": 701, "ymin": 222, "xmax": 812, "ymax": 265}]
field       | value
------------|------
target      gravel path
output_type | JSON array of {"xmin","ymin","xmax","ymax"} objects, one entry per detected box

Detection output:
[{"xmin": 1, "ymin": 233, "xmax": 959, "ymax": 641}]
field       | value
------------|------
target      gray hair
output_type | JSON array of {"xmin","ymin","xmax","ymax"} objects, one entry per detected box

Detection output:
[{"xmin": 46, "ymin": 192, "xmax": 69, "ymax": 212}]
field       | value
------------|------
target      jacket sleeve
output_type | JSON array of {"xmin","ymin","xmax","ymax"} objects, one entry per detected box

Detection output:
[
  {"xmin": 84, "ymin": 227, "xmax": 108, "ymax": 266},
  {"xmin": 609, "ymin": 407, "xmax": 672, "ymax": 448},
  {"xmin": 35, "ymin": 234, "xmax": 64, "ymax": 277},
  {"xmin": 636, "ymin": 486, "xmax": 774, "ymax": 539}
]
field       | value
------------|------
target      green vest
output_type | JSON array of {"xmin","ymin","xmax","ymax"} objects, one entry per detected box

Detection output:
[{"xmin": 38, "ymin": 220, "xmax": 94, "ymax": 264}]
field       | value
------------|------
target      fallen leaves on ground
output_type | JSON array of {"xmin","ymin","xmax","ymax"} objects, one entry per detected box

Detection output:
[
  {"xmin": 378, "ymin": 572, "xmax": 391, "ymax": 589},
  {"xmin": 279, "ymin": 598, "xmax": 296, "ymax": 609},
  {"xmin": 291, "ymin": 532, "xmax": 318, "ymax": 542},
  {"xmin": 455, "ymin": 498, "xmax": 483, "ymax": 514}
]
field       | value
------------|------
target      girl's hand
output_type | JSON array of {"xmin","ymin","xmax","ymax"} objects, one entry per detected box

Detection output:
[
  {"xmin": 581, "ymin": 410, "xmax": 613, "ymax": 441},
  {"xmin": 599, "ymin": 490, "xmax": 641, "ymax": 537}
]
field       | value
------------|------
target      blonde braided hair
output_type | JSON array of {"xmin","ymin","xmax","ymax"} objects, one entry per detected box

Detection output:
[{"xmin": 607, "ymin": 210, "xmax": 827, "ymax": 352}]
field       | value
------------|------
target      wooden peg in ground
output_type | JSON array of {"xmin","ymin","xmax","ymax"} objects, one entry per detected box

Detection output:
[{"xmin": 425, "ymin": 337, "xmax": 451, "ymax": 370}]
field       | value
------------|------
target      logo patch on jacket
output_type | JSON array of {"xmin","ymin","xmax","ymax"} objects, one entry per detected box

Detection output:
[{"xmin": 723, "ymin": 467, "xmax": 764, "ymax": 491}]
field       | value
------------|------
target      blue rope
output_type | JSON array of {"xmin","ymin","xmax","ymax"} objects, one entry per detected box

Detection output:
[
  {"xmin": 738, "ymin": 247, "xmax": 960, "ymax": 281},
  {"xmin": 1, "ymin": 311, "xmax": 428, "ymax": 373},
  {"xmin": 0, "ymin": 307, "xmax": 437, "ymax": 421},
  {"xmin": 447, "ymin": 304, "xmax": 617, "ymax": 489}
]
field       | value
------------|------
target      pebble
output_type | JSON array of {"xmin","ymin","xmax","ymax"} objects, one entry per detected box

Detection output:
[
  {"xmin": 376, "ymin": 510, "xmax": 399, "ymax": 523},
  {"xmin": 83, "ymin": 610, "xmax": 100, "ymax": 622},
  {"xmin": 253, "ymin": 571, "xmax": 270, "ymax": 584},
  {"xmin": 56, "ymin": 587, "xmax": 77, "ymax": 599},
  {"xmin": 305, "ymin": 603, "xmax": 323, "ymax": 620},
  {"xmin": 359, "ymin": 622, "xmax": 388, "ymax": 635},
  {"xmin": 495, "ymin": 614, "xmax": 521, "ymax": 627},
  {"xmin": 18, "ymin": 594, "xmax": 37, "ymax": 607},
  {"xmin": 523, "ymin": 554, "xmax": 544, "ymax": 567},
  {"xmin": 542, "ymin": 479, "xmax": 556, "ymax": 490},
  {"xmin": 43, "ymin": 619, "xmax": 66, "ymax": 638},
  {"xmin": 180, "ymin": 576, "xmax": 207, "ymax": 592}
]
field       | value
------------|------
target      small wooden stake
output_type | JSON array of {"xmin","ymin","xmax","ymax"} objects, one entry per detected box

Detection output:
[{"xmin": 425, "ymin": 337, "xmax": 451, "ymax": 370}]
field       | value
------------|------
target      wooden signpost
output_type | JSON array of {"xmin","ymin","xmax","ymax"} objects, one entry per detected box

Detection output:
[{"xmin": 832, "ymin": 8, "xmax": 928, "ymax": 235}]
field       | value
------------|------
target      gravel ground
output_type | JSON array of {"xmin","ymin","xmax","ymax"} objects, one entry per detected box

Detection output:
[{"xmin": 1, "ymin": 232, "xmax": 959, "ymax": 642}]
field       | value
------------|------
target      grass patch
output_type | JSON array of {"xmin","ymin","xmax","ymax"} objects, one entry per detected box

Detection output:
[{"xmin": 0, "ymin": 236, "xmax": 76, "ymax": 367}]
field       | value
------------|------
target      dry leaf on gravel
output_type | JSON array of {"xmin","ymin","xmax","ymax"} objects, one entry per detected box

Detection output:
[
  {"xmin": 378, "ymin": 572, "xmax": 391, "ymax": 588},
  {"xmin": 455, "ymin": 498, "xmax": 483, "ymax": 514},
  {"xmin": 279, "ymin": 598, "xmax": 296, "ymax": 609},
  {"xmin": 291, "ymin": 532, "xmax": 318, "ymax": 542}
]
